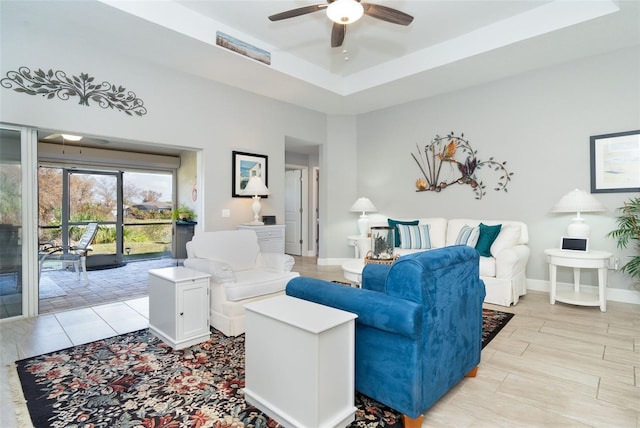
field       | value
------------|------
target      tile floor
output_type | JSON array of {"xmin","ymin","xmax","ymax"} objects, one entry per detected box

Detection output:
[{"xmin": 1, "ymin": 257, "xmax": 639, "ymax": 427}]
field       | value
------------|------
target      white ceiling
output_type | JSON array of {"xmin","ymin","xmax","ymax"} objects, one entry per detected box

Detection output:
[{"xmin": 3, "ymin": 0, "xmax": 640, "ymax": 118}]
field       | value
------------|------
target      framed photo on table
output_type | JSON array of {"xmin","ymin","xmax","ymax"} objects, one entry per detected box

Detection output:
[
  {"xmin": 232, "ymin": 151, "xmax": 268, "ymax": 198},
  {"xmin": 590, "ymin": 130, "xmax": 640, "ymax": 193}
]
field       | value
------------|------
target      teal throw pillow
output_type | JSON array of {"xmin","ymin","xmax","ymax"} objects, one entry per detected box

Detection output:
[
  {"xmin": 475, "ymin": 223, "xmax": 502, "ymax": 257},
  {"xmin": 388, "ymin": 218, "xmax": 419, "ymax": 247}
]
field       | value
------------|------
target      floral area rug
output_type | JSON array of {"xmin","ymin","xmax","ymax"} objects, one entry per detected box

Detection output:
[{"xmin": 16, "ymin": 309, "xmax": 513, "ymax": 428}]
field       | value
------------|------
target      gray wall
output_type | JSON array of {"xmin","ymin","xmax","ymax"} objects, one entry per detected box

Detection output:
[
  {"xmin": 356, "ymin": 46, "xmax": 639, "ymax": 292},
  {"xmin": 0, "ymin": 11, "xmax": 328, "ymax": 235}
]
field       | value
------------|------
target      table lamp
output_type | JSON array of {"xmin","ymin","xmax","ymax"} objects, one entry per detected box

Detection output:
[
  {"xmin": 350, "ymin": 197, "xmax": 377, "ymax": 237},
  {"xmin": 551, "ymin": 189, "xmax": 605, "ymax": 238},
  {"xmin": 241, "ymin": 175, "xmax": 270, "ymax": 225}
]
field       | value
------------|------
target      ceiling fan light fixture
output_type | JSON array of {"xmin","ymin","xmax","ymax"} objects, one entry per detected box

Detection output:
[{"xmin": 326, "ymin": 0, "xmax": 364, "ymax": 24}]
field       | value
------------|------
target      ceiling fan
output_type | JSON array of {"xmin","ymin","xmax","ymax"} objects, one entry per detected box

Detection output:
[{"xmin": 268, "ymin": 0, "xmax": 414, "ymax": 48}]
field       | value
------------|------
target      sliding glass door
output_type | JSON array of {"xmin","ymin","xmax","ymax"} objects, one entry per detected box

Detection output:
[{"xmin": 0, "ymin": 128, "xmax": 23, "ymax": 318}]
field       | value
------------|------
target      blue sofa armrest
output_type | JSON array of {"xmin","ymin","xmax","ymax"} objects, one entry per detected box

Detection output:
[
  {"xmin": 361, "ymin": 264, "xmax": 390, "ymax": 292},
  {"xmin": 286, "ymin": 277, "xmax": 422, "ymax": 339}
]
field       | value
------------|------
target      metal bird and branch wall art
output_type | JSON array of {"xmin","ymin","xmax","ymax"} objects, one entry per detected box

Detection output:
[
  {"xmin": 1, "ymin": 67, "xmax": 147, "ymax": 116},
  {"xmin": 412, "ymin": 132, "xmax": 513, "ymax": 200}
]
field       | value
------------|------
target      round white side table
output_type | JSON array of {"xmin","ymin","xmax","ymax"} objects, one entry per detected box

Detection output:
[
  {"xmin": 346, "ymin": 235, "xmax": 370, "ymax": 259},
  {"xmin": 544, "ymin": 249, "xmax": 612, "ymax": 312},
  {"xmin": 341, "ymin": 260, "xmax": 365, "ymax": 286}
]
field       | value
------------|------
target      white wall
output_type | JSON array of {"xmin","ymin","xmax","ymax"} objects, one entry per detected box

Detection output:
[
  {"xmin": 2, "ymin": 7, "xmax": 638, "ymax": 294},
  {"xmin": 0, "ymin": 13, "xmax": 327, "ymax": 235},
  {"xmin": 356, "ymin": 46, "xmax": 640, "ymax": 292}
]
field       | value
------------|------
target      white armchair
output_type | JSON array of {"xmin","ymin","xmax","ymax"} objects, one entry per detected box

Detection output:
[{"xmin": 184, "ymin": 230, "xmax": 299, "ymax": 336}]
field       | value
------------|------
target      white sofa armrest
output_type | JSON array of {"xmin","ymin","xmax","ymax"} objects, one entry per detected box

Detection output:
[
  {"xmin": 494, "ymin": 244, "xmax": 530, "ymax": 279},
  {"xmin": 256, "ymin": 252, "xmax": 295, "ymax": 272},
  {"xmin": 183, "ymin": 258, "xmax": 235, "ymax": 283}
]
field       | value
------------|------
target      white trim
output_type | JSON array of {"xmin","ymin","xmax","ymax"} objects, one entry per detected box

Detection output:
[
  {"xmin": 285, "ymin": 164, "xmax": 308, "ymax": 257},
  {"xmin": 312, "ymin": 167, "xmax": 320, "ymax": 257},
  {"xmin": 527, "ymin": 278, "xmax": 640, "ymax": 305},
  {"xmin": 317, "ymin": 257, "xmax": 357, "ymax": 266}
]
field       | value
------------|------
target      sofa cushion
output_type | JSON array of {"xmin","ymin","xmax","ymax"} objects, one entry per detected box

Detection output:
[
  {"xmin": 479, "ymin": 256, "xmax": 496, "ymax": 277},
  {"xmin": 388, "ymin": 218, "xmax": 419, "ymax": 247},
  {"xmin": 475, "ymin": 223, "xmax": 502, "ymax": 257},
  {"xmin": 490, "ymin": 224, "xmax": 522, "ymax": 257},
  {"xmin": 225, "ymin": 269, "xmax": 298, "ymax": 301},
  {"xmin": 398, "ymin": 224, "xmax": 431, "ymax": 249},
  {"xmin": 454, "ymin": 225, "xmax": 479, "ymax": 247}
]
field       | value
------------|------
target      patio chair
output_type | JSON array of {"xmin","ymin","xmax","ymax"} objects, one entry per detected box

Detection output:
[{"xmin": 39, "ymin": 223, "xmax": 99, "ymax": 284}]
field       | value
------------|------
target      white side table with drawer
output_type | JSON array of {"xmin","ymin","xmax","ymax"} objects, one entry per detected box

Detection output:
[
  {"xmin": 148, "ymin": 267, "xmax": 211, "ymax": 349},
  {"xmin": 238, "ymin": 224, "xmax": 286, "ymax": 253},
  {"xmin": 244, "ymin": 295, "xmax": 357, "ymax": 428}
]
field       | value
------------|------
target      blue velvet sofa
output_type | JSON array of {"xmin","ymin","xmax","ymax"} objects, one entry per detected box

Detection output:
[{"xmin": 286, "ymin": 245, "xmax": 486, "ymax": 426}]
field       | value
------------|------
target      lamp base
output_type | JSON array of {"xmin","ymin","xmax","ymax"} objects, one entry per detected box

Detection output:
[
  {"xmin": 357, "ymin": 214, "xmax": 369, "ymax": 237},
  {"xmin": 243, "ymin": 220, "xmax": 265, "ymax": 226},
  {"xmin": 567, "ymin": 218, "xmax": 590, "ymax": 238}
]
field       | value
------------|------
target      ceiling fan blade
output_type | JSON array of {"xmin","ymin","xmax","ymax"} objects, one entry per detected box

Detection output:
[
  {"xmin": 362, "ymin": 3, "xmax": 414, "ymax": 26},
  {"xmin": 331, "ymin": 23, "xmax": 346, "ymax": 48},
  {"xmin": 268, "ymin": 4, "xmax": 328, "ymax": 21}
]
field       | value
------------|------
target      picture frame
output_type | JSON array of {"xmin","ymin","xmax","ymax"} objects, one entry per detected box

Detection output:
[
  {"xmin": 590, "ymin": 130, "xmax": 640, "ymax": 193},
  {"xmin": 232, "ymin": 151, "xmax": 268, "ymax": 198}
]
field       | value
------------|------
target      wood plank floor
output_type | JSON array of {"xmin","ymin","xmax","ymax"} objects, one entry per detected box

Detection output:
[{"xmin": 1, "ymin": 256, "xmax": 638, "ymax": 427}]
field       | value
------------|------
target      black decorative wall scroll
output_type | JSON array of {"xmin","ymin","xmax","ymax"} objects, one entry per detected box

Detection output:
[
  {"xmin": 412, "ymin": 132, "xmax": 513, "ymax": 200},
  {"xmin": 1, "ymin": 67, "xmax": 147, "ymax": 116}
]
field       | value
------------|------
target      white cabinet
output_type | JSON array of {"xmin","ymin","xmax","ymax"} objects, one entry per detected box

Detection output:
[
  {"xmin": 238, "ymin": 224, "xmax": 286, "ymax": 253},
  {"xmin": 148, "ymin": 267, "xmax": 211, "ymax": 349},
  {"xmin": 244, "ymin": 295, "xmax": 357, "ymax": 428}
]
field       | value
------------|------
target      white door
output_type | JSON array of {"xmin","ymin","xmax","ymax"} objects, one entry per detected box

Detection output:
[{"xmin": 285, "ymin": 169, "xmax": 302, "ymax": 255}]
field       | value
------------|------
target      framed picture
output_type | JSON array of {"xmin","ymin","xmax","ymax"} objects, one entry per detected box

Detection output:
[
  {"xmin": 590, "ymin": 130, "xmax": 640, "ymax": 193},
  {"xmin": 232, "ymin": 151, "xmax": 268, "ymax": 198}
]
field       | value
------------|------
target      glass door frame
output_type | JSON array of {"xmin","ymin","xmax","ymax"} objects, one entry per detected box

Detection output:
[
  {"xmin": 0, "ymin": 123, "xmax": 39, "ymax": 319},
  {"xmin": 62, "ymin": 168, "xmax": 124, "ymax": 269}
]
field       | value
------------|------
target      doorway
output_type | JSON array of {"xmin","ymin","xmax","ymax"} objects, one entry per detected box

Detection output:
[{"xmin": 284, "ymin": 168, "xmax": 304, "ymax": 255}]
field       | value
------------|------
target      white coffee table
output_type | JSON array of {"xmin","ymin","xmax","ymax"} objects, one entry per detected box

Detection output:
[{"xmin": 342, "ymin": 260, "xmax": 365, "ymax": 286}]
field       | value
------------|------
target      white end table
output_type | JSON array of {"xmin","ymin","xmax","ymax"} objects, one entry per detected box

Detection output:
[
  {"xmin": 148, "ymin": 267, "xmax": 211, "ymax": 349},
  {"xmin": 341, "ymin": 260, "xmax": 364, "ymax": 286},
  {"xmin": 244, "ymin": 295, "xmax": 357, "ymax": 428},
  {"xmin": 544, "ymin": 249, "xmax": 612, "ymax": 312},
  {"xmin": 347, "ymin": 235, "xmax": 370, "ymax": 258}
]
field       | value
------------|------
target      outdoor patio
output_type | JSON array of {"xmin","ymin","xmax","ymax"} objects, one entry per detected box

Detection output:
[{"xmin": 38, "ymin": 257, "xmax": 177, "ymax": 314}]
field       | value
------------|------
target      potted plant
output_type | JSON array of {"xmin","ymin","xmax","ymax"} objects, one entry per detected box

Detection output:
[
  {"xmin": 607, "ymin": 197, "xmax": 640, "ymax": 288},
  {"xmin": 172, "ymin": 204, "xmax": 197, "ymax": 222}
]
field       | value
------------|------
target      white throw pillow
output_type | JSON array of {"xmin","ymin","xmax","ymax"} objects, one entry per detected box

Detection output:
[
  {"xmin": 398, "ymin": 224, "xmax": 431, "ymax": 249},
  {"xmin": 490, "ymin": 225, "xmax": 522, "ymax": 257},
  {"xmin": 455, "ymin": 225, "xmax": 480, "ymax": 247}
]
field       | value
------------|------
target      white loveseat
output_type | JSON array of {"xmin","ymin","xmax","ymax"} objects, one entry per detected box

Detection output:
[
  {"xmin": 366, "ymin": 215, "xmax": 530, "ymax": 306},
  {"xmin": 184, "ymin": 230, "xmax": 299, "ymax": 336}
]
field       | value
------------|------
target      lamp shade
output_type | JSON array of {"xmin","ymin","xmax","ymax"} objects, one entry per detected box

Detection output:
[
  {"xmin": 241, "ymin": 176, "xmax": 270, "ymax": 196},
  {"xmin": 326, "ymin": 0, "xmax": 364, "ymax": 24},
  {"xmin": 551, "ymin": 189, "xmax": 605, "ymax": 238},
  {"xmin": 350, "ymin": 197, "xmax": 377, "ymax": 213},
  {"xmin": 551, "ymin": 189, "xmax": 605, "ymax": 213}
]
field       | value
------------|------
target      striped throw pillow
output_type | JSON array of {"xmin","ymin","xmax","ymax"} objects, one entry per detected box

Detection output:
[
  {"xmin": 398, "ymin": 224, "xmax": 431, "ymax": 249},
  {"xmin": 455, "ymin": 225, "xmax": 480, "ymax": 247}
]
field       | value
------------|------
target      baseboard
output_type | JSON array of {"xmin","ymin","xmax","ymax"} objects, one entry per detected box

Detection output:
[
  {"xmin": 318, "ymin": 257, "xmax": 356, "ymax": 266},
  {"xmin": 527, "ymin": 278, "xmax": 640, "ymax": 305}
]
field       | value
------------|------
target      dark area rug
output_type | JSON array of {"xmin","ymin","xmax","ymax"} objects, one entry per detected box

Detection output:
[{"xmin": 16, "ymin": 309, "xmax": 513, "ymax": 428}]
